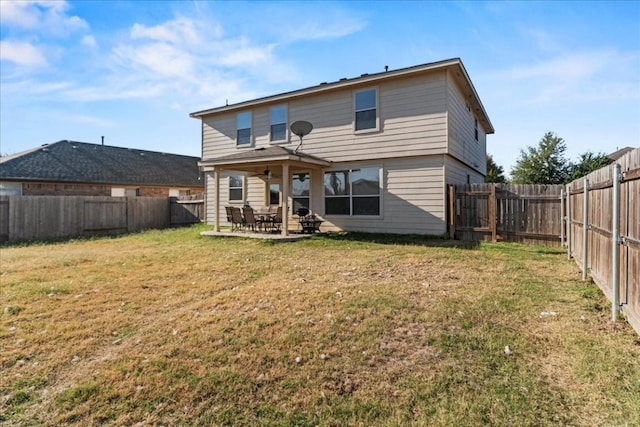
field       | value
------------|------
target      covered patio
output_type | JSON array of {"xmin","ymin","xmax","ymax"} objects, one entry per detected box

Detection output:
[{"xmin": 199, "ymin": 146, "xmax": 331, "ymax": 236}]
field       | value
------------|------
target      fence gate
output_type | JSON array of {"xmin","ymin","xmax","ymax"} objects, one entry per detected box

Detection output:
[{"xmin": 449, "ymin": 183, "xmax": 564, "ymax": 245}]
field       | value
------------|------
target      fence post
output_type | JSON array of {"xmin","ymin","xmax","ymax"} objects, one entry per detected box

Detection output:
[
  {"xmin": 582, "ymin": 179, "xmax": 589, "ymax": 281},
  {"xmin": 489, "ymin": 184, "xmax": 497, "ymax": 242},
  {"xmin": 448, "ymin": 185, "xmax": 455, "ymax": 239},
  {"xmin": 560, "ymin": 188, "xmax": 565, "ymax": 247},
  {"xmin": 567, "ymin": 186, "xmax": 572, "ymax": 259},
  {"xmin": 612, "ymin": 164, "xmax": 621, "ymax": 322}
]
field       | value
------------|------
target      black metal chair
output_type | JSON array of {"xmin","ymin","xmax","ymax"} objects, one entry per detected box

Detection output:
[
  {"xmin": 242, "ymin": 207, "xmax": 265, "ymax": 232},
  {"xmin": 271, "ymin": 206, "xmax": 283, "ymax": 232},
  {"xmin": 230, "ymin": 207, "xmax": 244, "ymax": 231}
]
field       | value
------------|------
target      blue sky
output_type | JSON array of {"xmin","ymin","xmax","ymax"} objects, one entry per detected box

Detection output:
[{"xmin": 1, "ymin": 1, "xmax": 638, "ymax": 176}]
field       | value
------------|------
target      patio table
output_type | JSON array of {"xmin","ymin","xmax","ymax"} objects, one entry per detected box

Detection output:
[{"xmin": 256, "ymin": 212, "xmax": 277, "ymax": 232}]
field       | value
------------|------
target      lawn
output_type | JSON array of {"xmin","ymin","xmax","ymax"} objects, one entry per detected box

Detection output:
[{"xmin": 1, "ymin": 225, "xmax": 639, "ymax": 426}]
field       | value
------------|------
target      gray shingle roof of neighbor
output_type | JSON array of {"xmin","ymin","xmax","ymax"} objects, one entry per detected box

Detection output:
[
  {"xmin": 0, "ymin": 140, "xmax": 203, "ymax": 187},
  {"xmin": 607, "ymin": 146, "xmax": 635, "ymax": 162}
]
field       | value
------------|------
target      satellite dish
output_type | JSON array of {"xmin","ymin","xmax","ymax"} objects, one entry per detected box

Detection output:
[
  {"xmin": 290, "ymin": 120, "xmax": 313, "ymax": 153},
  {"xmin": 290, "ymin": 120, "xmax": 313, "ymax": 137}
]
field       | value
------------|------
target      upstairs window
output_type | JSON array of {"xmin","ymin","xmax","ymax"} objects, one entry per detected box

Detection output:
[
  {"xmin": 270, "ymin": 105, "xmax": 287, "ymax": 142},
  {"xmin": 474, "ymin": 118, "xmax": 479, "ymax": 141},
  {"xmin": 354, "ymin": 88, "xmax": 377, "ymax": 131},
  {"xmin": 229, "ymin": 175, "xmax": 244, "ymax": 202},
  {"xmin": 236, "ymin": 112, "xmax": 252, "ymax": 146},
  {"xmin": 324, "ymin": 167, "xmax": 380, "ymax": 216}
]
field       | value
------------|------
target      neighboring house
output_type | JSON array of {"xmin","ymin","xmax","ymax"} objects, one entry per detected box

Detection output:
[
  {"xmin": 0, "ymin": 140, "xmax": 204, "ymax": 197},
  {"xmin": 190, "ymin": 57, "xmax": 494, "ymax": 235},
  {"xmin": 607, "ymin": 146, "xmax": 634, "ymax": 162}
]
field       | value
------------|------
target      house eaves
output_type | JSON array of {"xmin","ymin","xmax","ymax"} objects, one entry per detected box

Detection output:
[
  {"xmin": 198, "ymin": 146, "xmax": 331, "ymax": 169},
  {"xmin": 189, "ymin": 58, "xmax": 494, "ymax": 135}
]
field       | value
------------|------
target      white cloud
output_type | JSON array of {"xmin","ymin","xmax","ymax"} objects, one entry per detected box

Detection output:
[
  {"xmin": 219, "ymin": 44, "xmax": 275, "ymax": 66},
  {"xmin": 500, "ymin": 52, "xmax": 607, "ymax": 81},
  {"xmin": 112, "ymin": 42, "xmax": 196, "ymax": 78},
  {"xmin": 0, "ymin": 0, "xmax": 42, "ymax": 28},
  {"xmin": 2, "ymin": 5, "xmax": 364, "ymax": 109},
  {"xmin": 0, "ymin": 0, "xmax": 88, "ymax": 36},
  {"xmin": 490, "ymin": 50, "xmax": 640, "ymax": 105},
  {"xmin": 130, "ymin": 17, "xmax": 207, "ymax": 45},
  {"xmin": 81, "ymin": 35, "xmax": 97, "ymax": 48},
  {"xmin": 0, "ymin": 40, "xmax": 47, "ymax": 67},
  {"xmin": 267, "ymin": 6, "xmax": 367, "ymax": 42},
  {"xmin": 61, "ymin": 79, "xmax": 169, "ymax": 102}
]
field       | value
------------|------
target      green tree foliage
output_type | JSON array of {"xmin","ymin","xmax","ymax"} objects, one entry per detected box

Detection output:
[
  {"xmin": 486, "ymin": 154, "xmax": 506, "ymax": 183},
  {"xmin": 511, "ymin": 132, "xmax": 569, "ymax": 184},
  {"xmin": 566, "ymin": 151, "xmax": 612, "ymax": 182}
]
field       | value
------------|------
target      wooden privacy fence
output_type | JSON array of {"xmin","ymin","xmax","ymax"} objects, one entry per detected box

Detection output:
[
  {"xmin": 170, "ymin": 195, "xmax": 205, "ymax": 226},
  {"xmin": 0, "ymin": 195, "xmax": 204, "ymax": 242},
  {"xmin": 566, "ymin": 148, "xmax": 639, "ymax": 334},
  {"xmin": 449, "ymin": 183, "xmax": 564, "ymax": 245}
]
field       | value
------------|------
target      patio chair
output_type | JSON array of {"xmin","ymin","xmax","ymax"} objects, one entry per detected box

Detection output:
[
  {"xmin": 271, "ymin": 206, "xmax": 283, "ymax": 232},
  {"xmin": 230, "ymin": 207, "xmax": 244, "ymax": 231},
  {"xmin": 242, "ymin": 207, "xmax": 264, "ymax": 232},
  {"xmin": 225, "ymin": 206, "xmax": 234, "ymax": 223}
]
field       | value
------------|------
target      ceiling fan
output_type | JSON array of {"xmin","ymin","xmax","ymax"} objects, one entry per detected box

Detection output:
[{"xmin": 249, "ymin": 166, "xmax": 278, "ymax": 180}]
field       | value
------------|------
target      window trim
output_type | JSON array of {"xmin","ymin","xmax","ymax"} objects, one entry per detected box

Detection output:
[
  {"xmin": 353, "ymin": 87, "xmax": 379, "ymax": 134},
  {"xmin": 228, "ymin": 174, "xmax": 245, "ymax": 203},
  {"xmin": 474, "ymin": 118, "xmax": 479, "ymax": 142},
  {"xmin": 323, "ymin": 166, "xmax": 382, "ymax": 218},
  {"xmin": 236, "ymin": 111, "xmax": 253, "ymax": 147},
  {"xmin": 269, "ymin": 104, "xmax": 288, "ymax": 143},
  {"xmin": 266, "ymin": 180, "xmax": 282, "ymax": 206}
]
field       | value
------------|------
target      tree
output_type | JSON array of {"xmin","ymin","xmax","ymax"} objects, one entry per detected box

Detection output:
[
  {"xmin": 511, "ymin": 132, "xmax": 569, "ymax": 184},
  {"xmin": 566, "ymin": 151, "xmax": 612, "ymax": 182},
  {"xmin": 485, "ymin": 154, "xmax": 506, "ymax": 183}
]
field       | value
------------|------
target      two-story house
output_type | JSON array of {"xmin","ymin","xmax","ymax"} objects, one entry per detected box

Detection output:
[{"xmin": 190, "ymin": 58, "xmax": 494, "ymax": 236}]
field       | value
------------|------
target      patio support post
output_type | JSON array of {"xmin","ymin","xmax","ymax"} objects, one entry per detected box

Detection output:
[
  {"xmin": 213, "ymin": 168, "xmax": 220, "ymax": 232},
  {"xmin": 281, "ymin": 163, "xmax": 289, "ymax": 236}
]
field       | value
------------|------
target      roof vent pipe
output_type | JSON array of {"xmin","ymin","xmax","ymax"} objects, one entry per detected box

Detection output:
[
  {"xmin": 101, "ymin": 136, "xmax": 104, "ymax": 145},
  {"xmin": 385, "ymin": 65, "xmax": 389, "ymax": 72}
]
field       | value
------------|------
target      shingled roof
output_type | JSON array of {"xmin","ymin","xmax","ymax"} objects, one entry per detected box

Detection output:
[{"xmin": 0, "ymin": 140, "xmax": 203, "ymax": 187}]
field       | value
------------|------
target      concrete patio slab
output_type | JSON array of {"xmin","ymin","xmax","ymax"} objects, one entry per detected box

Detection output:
[{"xmin": 200, "ymin": 230, "xmax": 317, "ymax": 241}]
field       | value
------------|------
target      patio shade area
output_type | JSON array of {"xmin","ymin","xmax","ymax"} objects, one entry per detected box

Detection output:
[{"xmin": 199, "ymin": 146, "xmax": 331, "ymax": 236}]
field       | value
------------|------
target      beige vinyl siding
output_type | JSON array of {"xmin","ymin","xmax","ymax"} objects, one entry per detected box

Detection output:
[
  {"xmin": 444, "ymin": 155, "xmax": 485, "ymax": 184},
  {"xmin": 202, "ymin": 114, "xmax": 239, "ymax": 160},
  {"xmin": 446, "ymin": 70, "xmax": 486, "ymax": 175},
  {"xmin": 246, "ymin": 176, "xmax": 267, "ymax": 208},
  {"xmin": 201, "ymin": 72, "xmax": 449, "ymax": 163},
  {"xmin": 317, "ymin": 156, "xmax": 447, "ymax": 235}
]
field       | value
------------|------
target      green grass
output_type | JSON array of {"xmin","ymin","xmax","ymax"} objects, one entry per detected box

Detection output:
[{"xmin": 1, "ymin": 224, "xmax": 639, "ymax": 426}]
